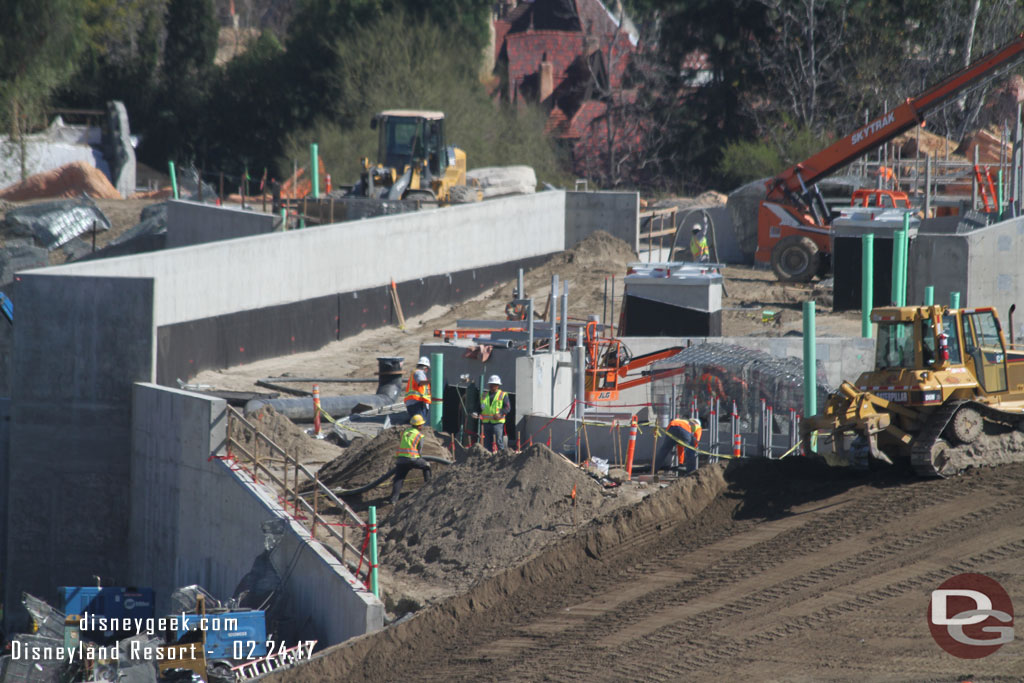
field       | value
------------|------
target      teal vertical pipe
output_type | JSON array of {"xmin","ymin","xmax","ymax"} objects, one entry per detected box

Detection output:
[
  {"xmin": 430, "ymin": 352, "xmax": 443, "ymax": 431},
  {"xmin": 368, "ymin": 506, "xmax": 379, "ymax": 598},
  {"xmin": 998, "ymin": 169, "xmax": 1004, "ymax": 216},
  {"xmin": 168, "ymin": 161, "xmax": 178, "ymax": 199},
  {"xmin": 891, "ymin": 229, "xmax": 906, "ymax": 306},
  {"xmin": 951, "ymin": 291, "xmax": 961, "ymax": 309},
  {"xmin": 310, "ymin": 143, "xmax": 319, "ymax": 199},
  {"xmin": 280, "ymin": 208, "xmax": 287, "ymax": 230},
  {"xmin": 924, "ymin": 286, "xmax": 934, "ymax": 306},
  {"xmin": 901, "ymin": 213, "xmax": 911, "ymax": 306},
  {"xmin": 803, "ymin": 301, "xmax": 817, "ymax": 418},
  {"xmin": 861, "ymin": 234, "xmax": 874, "ymax": 338}
]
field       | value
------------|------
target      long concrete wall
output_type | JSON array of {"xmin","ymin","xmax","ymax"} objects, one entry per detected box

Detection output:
[
  {"xmin": 167, "ymin": 200, "xmax": 280, "ymax": 249},
  {"xmin": 5, "ymin": 275, "xmax": 154, "ymax": 622},
  {"xmin": 33, "ymin": 192, "xmax": 566, "ymax": 327},
  {"xmin": 565, "ymin": 191, "xmax": 639, "ymax": 251},
  {"xmin": 130, "ymin": 384, "xmax": 382, "ymax": 644}
]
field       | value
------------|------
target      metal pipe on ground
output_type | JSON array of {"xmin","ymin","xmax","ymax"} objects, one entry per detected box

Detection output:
[{"xmin": 245, "ymin": 358, "xmax": 405, "ymax": 419}]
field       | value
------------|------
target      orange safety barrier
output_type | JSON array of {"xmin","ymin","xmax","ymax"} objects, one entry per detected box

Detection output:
[{"xmin": 626, "ymin": 416, "xmax": 637, "ymax": 480}]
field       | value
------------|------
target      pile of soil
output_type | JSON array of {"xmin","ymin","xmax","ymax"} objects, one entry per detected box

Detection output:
[
  {"xmin": 379, "ymin": 444, "xmax": 626, "ymax": 590},
  {"xmin": 554, "ymin": 229, "xmax": 635, "ymax": 268},
  {"xmin": 232, "ymin": 405, "xmax": 343, "ymax": 466},
  {"xmin": 315, "ymin": 426, "xmax": 452, "ymax": 490},
  {"xmin": 0, "ymin": 161, "xmax": 122, "ymax": 201}
]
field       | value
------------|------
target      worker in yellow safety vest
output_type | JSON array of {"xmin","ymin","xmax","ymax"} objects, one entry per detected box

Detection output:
[
  {"xmin": 656, "ymin": 417, "xmax": 701, "ymax": 473},
  {"xmin": 472, "ymin": 375, "xmax": 510, "ymax": 452},
  {"xmin": 404, "ymin": 356, "xmax": 432, "ymax": 422},
  {"xmin": 390, "ymin": 414, "xmax": 432, "ymax": 505},
  {"xmin": 690, "ymin": 224, "xmax": 710, "ymax": 263}
]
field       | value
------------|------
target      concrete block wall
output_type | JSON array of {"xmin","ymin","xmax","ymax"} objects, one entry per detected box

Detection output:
[
  {"xmin": 166, "ymin": 200, "xmax": 280, "ymax": 249},
  {"xmin": 130, "ymin": 384, "xmax": 382, "ymax": 645},
  {"xmin": 565, "ymin": 191, "xmax": 639, "ymax": 251}
]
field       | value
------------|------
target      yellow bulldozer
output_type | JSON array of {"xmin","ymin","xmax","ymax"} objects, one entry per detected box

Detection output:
[
  {"xmin": 348, "ymin": 110, "xmax": 480, "ymax": 205},
  {"xmin": 804, "ymin": 304, "xmax": 1024, "ymax": 477}
]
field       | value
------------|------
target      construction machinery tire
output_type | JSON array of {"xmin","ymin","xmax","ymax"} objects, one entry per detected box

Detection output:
[
  {"xmin": 771, "ymin": 235, "xmax": 820, "ymax": 282},
  {"xmin": 948, "ymin": 405, "xmax": 983, "ymax": 444},
  {"xmin": 448, "ymin": 185, "xmax": 480, "ymax": 204},
  {"xmin": 404, "ymin": 190, "xmax": 438, "ymax": 205}
]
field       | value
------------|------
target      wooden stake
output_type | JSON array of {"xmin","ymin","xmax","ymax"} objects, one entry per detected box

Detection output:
[
  {"xmin": 582, "ymin": 421, "xmax": 592, "ymax": 465},
  {"xmin": 390, "ymin": 280, "xmax": 406, "ymax": 329},
  {"xmin": 312, "ymin": 473, "xmax": 319, "ymax": 539},
  {"xmin": 650, "ymin": 427, "xmax": 658, "ymax": 475}
]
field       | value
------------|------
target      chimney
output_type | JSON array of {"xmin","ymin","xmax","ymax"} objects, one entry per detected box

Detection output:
[{"xmin": 540, "ymin": 61, "xmax": 554, "ymax": 102}]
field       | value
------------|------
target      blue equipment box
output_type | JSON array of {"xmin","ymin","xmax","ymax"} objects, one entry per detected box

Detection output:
[
  {"xmin": 177, "ymin": 610, "xmax": 268, "ymax": 659},
  {"xmin": 60, "ymin": 587, "xmax": 155, "ymax": 622}
]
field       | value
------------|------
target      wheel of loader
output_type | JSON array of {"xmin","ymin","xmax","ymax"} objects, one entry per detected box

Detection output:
[
  {"xmin": 448, "ymin": 185, "xmax": 480, "ymax": 204},
  {"xmin": 404, "ymin": 189, "xmax": 438, "ymax": 205},
  {"xmin": 770, "ymin": 235, "xmax": 820, "ymax": 282},
  {"xmin": 947, "ymin": 405, "xmax": 983, "ymax": 444}
]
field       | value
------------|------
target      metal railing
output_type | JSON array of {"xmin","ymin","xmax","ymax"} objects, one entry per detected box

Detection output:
[{"xmin": 225, "ymin": 406, "xmax": 368, "ymax": 571}]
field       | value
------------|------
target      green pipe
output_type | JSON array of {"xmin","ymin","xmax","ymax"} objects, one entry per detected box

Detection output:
[
  {"xmin": 951, "ymin": 291, "xmax": 961, "ymax": 309},
  {"xmin": 900, "ymin": 212, "xmax": 911, "ymax": 306},
  {"xmin": 924, "ymin": 286, "xmax": 934, "ymax": 306},
  {"xmin": 891, "ymin": 229, "xmax": 906, "ymax": 306},
  {"xmin": 280, "ymin": 208, "xmax": 287, "ymax": 230},
  {"xmin": 368, "ymin": 506, "xmax": 379, "ymax": 597},
  {"xmin": 168, "ymin": 161, "xmax": 178, "ymax": 199},
  {"xmin": 998, "ymin": 169, "xmax": 1004, "ymax": 216},
  {"xmin": 311, "ymin": 143, "xmax": 319, "ymax": 199},
  {"xmin": 430, "ymin": 352, "xmax": 443, "ymax": 431},
  {"xmin": 803, "ymin": 301, "xmax": 816, "ymax": 418},
  {"xmin": 861, "ymin": 234, "xmax": 873, "ymax": 338}
]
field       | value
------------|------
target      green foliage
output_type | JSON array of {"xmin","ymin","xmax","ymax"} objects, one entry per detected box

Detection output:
[
  {"xmin": 279, "ymin": 12, "xmax": 567, "ymax": 186},
  {"xmin": 717, "ymin": 125, "xmax": 832, "ymax": 186}
]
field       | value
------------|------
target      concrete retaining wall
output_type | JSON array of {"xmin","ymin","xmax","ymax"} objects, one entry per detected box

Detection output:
[
  {"xmin": 4, "ymin": 275, "xmax": 154, "ymax": 623},
  {"xmin": 565, "ymin": 191, "xmax": 639, "ymax": 252},
  {"xmin": 130, "ymin": 383, "xmax": 382, "ymax": 644},
  {"xmin": 167, "ymin": 200, "xmax": 280, "ymax": 249},
  {"xmin": 33, "ymin": 192, "xmax": 567, "ymax": 327}
]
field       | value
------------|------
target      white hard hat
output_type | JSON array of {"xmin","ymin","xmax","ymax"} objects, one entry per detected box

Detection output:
[
  {"xmin": 692, "ymin": 224, "xmax": 702, "ymax": 232},
  {"xmin": 417, "ymin": 356, "xmax": 431, "ymax": 368},
  {"xmin": 690, "ymin": 417, "xmax": 701, "ymax": 428},
  {"xmin": 487, "ymin": 375, "xmax": 502, "ymax": 386}
]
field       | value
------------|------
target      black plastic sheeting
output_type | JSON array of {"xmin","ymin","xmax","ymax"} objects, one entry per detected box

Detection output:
[
  {"xmin": 620, "ymin": 294, "xmax": 722, "ymax": 337},
  {"xmin": 2, "ymin": 196, "xmax": 110, "ymax": 250},
  {"xmin": 156, "ymin": 254, "xmax": 551, "ymax": 386},
  {"xmin": 832, "ymin": 236, "xmax": 896, "ymax": 311}
]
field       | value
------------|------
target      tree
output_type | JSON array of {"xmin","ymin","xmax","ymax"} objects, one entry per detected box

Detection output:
[{"xmin": 0, "ymin": 0, "xmax": 86, "ymax": 179}]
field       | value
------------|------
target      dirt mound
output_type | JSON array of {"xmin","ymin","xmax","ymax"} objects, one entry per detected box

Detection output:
[
  {"xmin": 0, "ymin": 162, "xmax": 122, "ymax": 201},
  {"xmin": 380, "ymin": 444, "xmax": 627, "ymax": 590},
  {"xmin": 556, "ymin": 229, "xmax": 635, "ymax": 267},
  {"xmin": 315, "ymin": 426, "xmax": 451, "ymax": 490},
  {"xmin": 232, "ymin": 405, "xmax": 343, "ymax": 466}
]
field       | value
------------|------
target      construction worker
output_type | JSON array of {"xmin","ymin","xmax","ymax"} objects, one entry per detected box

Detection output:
[
  {"xmin": 505, "ymin": 287, "xmax": 527, "ymax": 321},
  {"xmin": 656, "ymin": 417, "xmax": 701, "ymax": 473},
  {"xmin": 690, "ymin": 224, "xmax": 710, "ymax": 263},
  {"xmin": 390, "ymin": 414, "xmax": 431, "ymax": 505},
  {"xmin": 472, "ymin": 375, "xmax": 510, "ymax": 451},
  {"xmin": 404, "ymin": 356, "xmax": 432, "ymax": 422}
]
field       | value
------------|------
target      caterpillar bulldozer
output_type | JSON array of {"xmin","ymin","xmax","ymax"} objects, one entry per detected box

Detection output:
[
  {"xmin": 803, "ymin": 304, "xmax": 1024, "ymax": 477},
  {"xmin": 348, "ymin": 110, "xmax": 480, "ymax": 204}
]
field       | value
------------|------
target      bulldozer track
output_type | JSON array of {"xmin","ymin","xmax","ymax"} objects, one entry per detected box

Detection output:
[
  {"xmin": 911, "ymin": 400, "xmax": 1024, "ymax": 477},
  {"xmin": 274, "ymin": 464, "xmax": 1024, "ymax": 682}
]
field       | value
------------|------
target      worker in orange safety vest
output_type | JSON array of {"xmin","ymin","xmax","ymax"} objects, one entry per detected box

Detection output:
[
  {"xmin": 656, "ymin": 417, "xmax": 701, "ymax": 473},
  {"xmin": 404, "ymin": 356, "xmax": 432, "ymax": 422}
]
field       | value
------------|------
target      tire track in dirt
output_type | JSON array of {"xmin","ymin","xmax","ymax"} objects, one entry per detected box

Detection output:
[{"xmin": 417, "ymin": 479, "xmax": 983, "ymax": 679}]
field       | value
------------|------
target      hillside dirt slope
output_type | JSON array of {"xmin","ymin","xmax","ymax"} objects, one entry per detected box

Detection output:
[{"xmin": 271, "ymin": 459, "xmax": 1024, "ymax": 682}]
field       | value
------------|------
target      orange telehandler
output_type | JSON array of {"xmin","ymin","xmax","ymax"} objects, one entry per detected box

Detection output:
[{"xmin": 756, "ymin": 33, "xmax": 1024, "ymax": 282}]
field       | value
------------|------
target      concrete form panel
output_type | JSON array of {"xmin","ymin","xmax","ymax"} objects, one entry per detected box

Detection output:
[
  {"xmin": 4, "ymin": 275, "xmax": 154, "ymax": 628},
  {"xmin": 167, "ymin": 200, "xmax": 279, "ymax": 249},
  {"xmin": 963, "ymin": 216, "xmax": 1024, "ymax": 321},
  {"xmin": 907, "ymin": 233, "xmax": 969, "ymax": 310},
  {"xmin": 30, "ymin": 192, "xmax": 567, "ymax": 327},
  {"xmin": 565, "ymin": 191, "xmax": 639, "ymax": 252}
]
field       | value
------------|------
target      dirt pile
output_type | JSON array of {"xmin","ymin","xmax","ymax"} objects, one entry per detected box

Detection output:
[
  {"xmin": 380, "ymin": 444, "xmax": 628, "ymax": 590},
  {"xmin": 555, "ymin": 229, "xmax": 635, "ymax": 268},
  {"xmin": 315, "ymin": 426, "xmax": 452, "ymax": 490},
  {"xmin": 232, "ymin": 405, "xmax": 343, "ymax": 466},
  {"xmin": 0, "ymin": 162, "xmax": 122, "ymax": 201}
]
